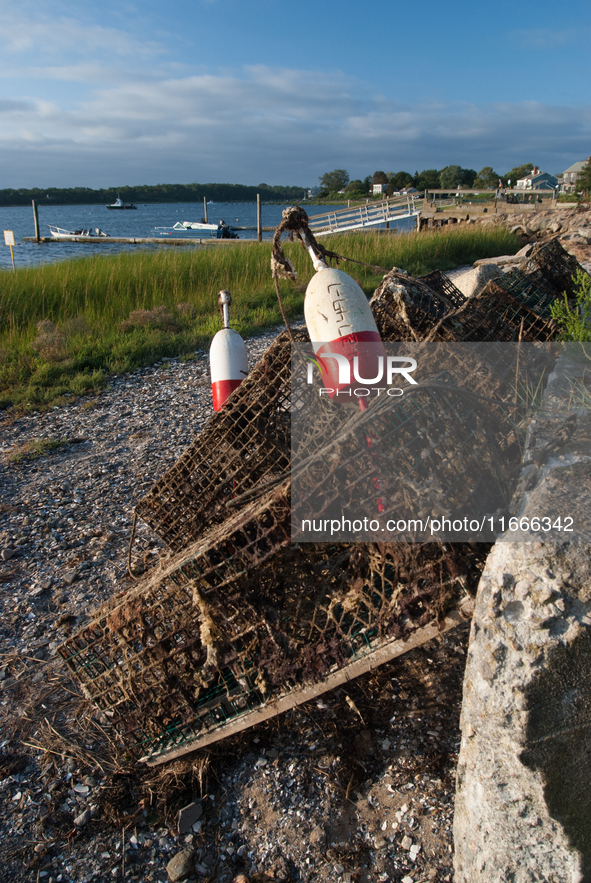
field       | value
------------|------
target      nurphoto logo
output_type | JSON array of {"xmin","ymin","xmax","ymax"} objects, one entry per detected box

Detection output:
[{"xmin": 305, "ymin": 353, "xmax": 418, "ymax": 398}]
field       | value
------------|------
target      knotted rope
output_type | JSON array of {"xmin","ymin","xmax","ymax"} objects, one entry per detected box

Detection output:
[{"xmin": 270, "ymin": 205, "xmax": 388, "ymax": 338}]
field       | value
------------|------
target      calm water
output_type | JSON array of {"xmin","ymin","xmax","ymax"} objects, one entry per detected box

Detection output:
[{"xmin": 0, "ymin": 201, "xmax": 414, "ymax": 271}]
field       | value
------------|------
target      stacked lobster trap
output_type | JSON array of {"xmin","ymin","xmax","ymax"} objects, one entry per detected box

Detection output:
[{"xmin": 59, "ymin": 235, "xmax": 580, "ymax": 765}]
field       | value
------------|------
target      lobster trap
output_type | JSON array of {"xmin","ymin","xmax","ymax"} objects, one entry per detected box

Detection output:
[
  {"xmin": 520, "ymin": 237, "xmax": 586, "ymax": 298},
  {"xmin": 486, "ymin": 268, "xmax": 560, "ymax": 318},
  {"xmin": 59, "ymin": 250, "xmax": 564, "ymax": 764},
  {"xmin": 59, "ymin": 476, "xmax": 479, "ymax": 765},
  {"xmin": 134, "ymin": 329, "xmax": 309, "ymax": 551},
  {"xmin": 417, "ymin": 269, "xmax": 467, "ymax": 308},
  {"xmin": 291, "ymin": 364, "xmax": 525, "ymax": 545},
  {"xmin": 443, "ymin": 286, "xmax": 557, "ymax": 342},
  {"xmin": 369, "ymin": 271, "xmax": 458, "ymax": 341}
]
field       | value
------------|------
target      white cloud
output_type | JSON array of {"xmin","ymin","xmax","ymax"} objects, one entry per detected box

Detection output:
[
  {"xmin": 0, "ymin": 7, "xmax": 164, "ymax": 60},
  {"xmin": 0, "ymin": 66, "xmax": 589, "ymax": 186}
]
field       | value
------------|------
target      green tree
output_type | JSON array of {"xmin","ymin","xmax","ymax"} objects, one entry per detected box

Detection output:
[
  {"xmin": 501, "ymin": 163, "xmax": 533, "ymax": 187},
  {"xmin": 439, "ymin": 165, "xmax": 477, "ymax": 189},
  {"xmin": 414, "ymin": 169, "xmax": 440, "ymax": 191},
  {"xmin": 345, "ymin": 179, "xmax": 368, "ymax": 194},
  {"xmin": 575, "ymin": 161, "xmax": 591, "ymax": 197},
  {"xmin": 472, "ymin": 166, "xmax": 500, "ymax": 189},
  {"xmin": 318, "ymin": 169, "xmax": 350, "ymax": 193},
  {"xmin": 391, "ymin": 171, "xmax": 414, "ymax": 190},
  {"xmin": 372, "ymin": 170, "xmax": 389, "ymax": 186}
]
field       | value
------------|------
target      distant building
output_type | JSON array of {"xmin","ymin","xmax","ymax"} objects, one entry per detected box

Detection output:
[
  {"xmin": 372, "ymin": 183, "xmax": 386, "ymax": 195},
  {"xmin": 560, "ymin": 157, "xmax": 591, "ymax": 193},
  {"xmin": 515, "ymin": 167, "xmax": 559, "ymax": 191},
  {"xmin": 307, "ymin": 187, "xmax": 321, "ymax": 198}
]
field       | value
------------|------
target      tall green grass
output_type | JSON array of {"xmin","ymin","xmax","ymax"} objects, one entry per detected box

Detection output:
[{"xmin": 0, "ymin": 226, "xmax": 521, "ymax": 409}]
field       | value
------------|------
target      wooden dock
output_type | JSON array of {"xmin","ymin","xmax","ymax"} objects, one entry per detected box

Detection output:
[{"xmin": 22, "ymin": 235, "xmax": 264, "ymax": 245}]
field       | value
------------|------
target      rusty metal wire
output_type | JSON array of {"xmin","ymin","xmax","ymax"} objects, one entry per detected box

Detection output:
[
  {"xmin": 59, "ymin": 483, "xmax": 477, "ymax": 762},
  {"xmin": 291, "ymin": 375, "xmax": 521, "ymax": 543},
  {"xmin": 134, "ymin": 329, "xmax": 309, "ymax": 551},
  {"xmin": 486, "ymin": 268, "xmax": 560, "ymax": 318},
  {"xmin": 442, "ymin": 286, "xmax": 557, "ymax": 342},
  {"xmin": 59, "ymin": 235, "xmax": 570, "ymax": 763},
  {"xmin": 417, "ymin": 270, "xmax": 467, "ymax": 308},
  {"xmin": 520, "ymin": 238, "xmax": 586, "ymax": 298},
  {"xmin": 369, "ymin": 271, "xmax": 458, "ymax": 341}
]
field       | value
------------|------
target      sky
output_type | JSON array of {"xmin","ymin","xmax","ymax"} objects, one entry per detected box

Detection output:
[{"xmin": 1, "ymin": 0, "xmax": 590, "ymax": 189}]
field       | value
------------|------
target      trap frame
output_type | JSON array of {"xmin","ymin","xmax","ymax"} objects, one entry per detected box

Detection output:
[
  {"xmin": 60, "ymin": 243, "xmax": 571, "ymax": 764},
  {"xmin": 60, "ymin": 479, "xmax": 479, "ymax": 765}
]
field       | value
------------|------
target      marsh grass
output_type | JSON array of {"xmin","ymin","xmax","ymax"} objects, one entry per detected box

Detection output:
[{"xmin": 0, "ymin": 226, "xmax": 520, "ymax": 409}]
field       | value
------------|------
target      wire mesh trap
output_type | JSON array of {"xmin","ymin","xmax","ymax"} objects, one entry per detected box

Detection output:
[
  {"xmin": 486, "ymin": 268, "xmax": 560, "ymax": 318},
  {"xmin": 520, "ymin": 238, "xmax": 587, "ymax": 299},
  {"xmin": 443, "ymin": 286, "xmax": 557, "ymax": 342},
  {"xmin": 369, "ymin": 271, "xmax": 458, "ymax": 341},
  {"xmin": 291, "ymin": 368, "xmax": 523, "ymax": 544},
  {"xmin": 59, "ymin": 484, "xmax": 479, "ymax": 765},
  {"xmin": 134, "ymin": 329, "xmax": 310, "ymax": 551},
  {"xmin": 60, "ymin": 243, "xmax": 565, "ymax": 763},
  {"xmin": 369, "ymin": 271, "xmax": 557, "ymax": 343},
  {"xmin": 417, "ymin": 270, "xmax": 467, "ymax": 309}
]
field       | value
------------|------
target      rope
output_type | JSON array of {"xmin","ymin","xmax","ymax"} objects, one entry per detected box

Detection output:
[{"xmin": 270, "ymin": 205, "xmax": 389, "ymax": 338}]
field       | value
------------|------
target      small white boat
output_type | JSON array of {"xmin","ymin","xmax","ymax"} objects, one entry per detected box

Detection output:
[
  {"xmin": 174, "ymin": 221, "xmax": 219, "ymax": 232},
  {"xmin": 48, "ymin": 225, "xmax": 110, "ymax": 239},
  {"xmin": 106, "ymin": 197, "xmax": 137, "ymax": 210},
  {"xmin": 154, "ymin": 220, "xmax": 239, "ymax": 238}
]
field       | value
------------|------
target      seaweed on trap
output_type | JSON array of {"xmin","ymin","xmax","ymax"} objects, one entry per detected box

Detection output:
[{"xmin": 60, "ymin": 247, "xmax": 572, "ymax": 763}]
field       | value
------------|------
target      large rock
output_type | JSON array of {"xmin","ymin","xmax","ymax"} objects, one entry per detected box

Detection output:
[
  {"xmin": 454, "ymin": 347, "xmax": 591, "ymax": 883},
  {"xmin": 453, "ymin": 264, "xmax": 503, "ymax": 297}
]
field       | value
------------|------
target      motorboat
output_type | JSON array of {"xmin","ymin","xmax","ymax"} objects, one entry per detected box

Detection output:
[
  {"xmin": 48, "ymin": 225, "xmax": 110, "ymax": 239},
  {"xmin": 153, "ymin": 223, "xmax": 217, "ymax": 238},
  {"xmin": 174, "ymin": 221, "xmax": 219, "ymax": 232},
  {"xmin": 106, "ymin": 197, "xmax": 137, "ymax": 210},
  {"xmin": 154, "ymin": 220, "xmax": 239, "ymax": 238}
]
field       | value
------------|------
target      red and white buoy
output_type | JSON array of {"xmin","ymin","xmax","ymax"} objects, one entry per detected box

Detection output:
[
  {"xmin": 209, "ymin": 290, "xmax": 248, "ymax": 411},
  {"xmin": 302, "ymin": 236, "xmax": 385, "ymax": 406}
]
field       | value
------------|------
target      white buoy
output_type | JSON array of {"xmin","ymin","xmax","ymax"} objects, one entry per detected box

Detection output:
[
  {"xmin": 302, "ymin": 238, "xmax": 385, "ymax": 404},
  {"xmin": 209, "ymin": 290, "xmax": 248, "ymax": 411}
]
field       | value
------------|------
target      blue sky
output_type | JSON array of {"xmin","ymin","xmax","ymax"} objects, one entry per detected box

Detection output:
[{"xmin": 1, "ymin": 0, "xmax": 590, "ymax": 188}]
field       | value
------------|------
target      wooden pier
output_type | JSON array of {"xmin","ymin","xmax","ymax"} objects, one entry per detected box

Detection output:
[{"xmin": 22, "ymin": 235, "xmax": 264, "ymax": 245}]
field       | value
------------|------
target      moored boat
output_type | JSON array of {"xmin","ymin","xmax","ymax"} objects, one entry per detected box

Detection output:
[
  {"xmin": 154, "ymin": 220, "xmax": 239, "ymax": 238},
  {"xmin": 48, "ymin": 225, "xmax": 110, "ymax": 239},
  {"xmin": 106, "ymin": 197, "xmax": 137, "ymax": 210}
]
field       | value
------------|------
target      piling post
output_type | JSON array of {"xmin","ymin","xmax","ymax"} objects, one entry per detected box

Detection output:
[
  {"xmin": 257, "ymin": 193, "xmax": 262, "ymax": 242},
  {"xmin": 32, "ymin": 200, "xmax": 40, "ymax": 243},
  {"xmin": 203, "ymin": 196, "xmax": 208, "ymax": 224}
]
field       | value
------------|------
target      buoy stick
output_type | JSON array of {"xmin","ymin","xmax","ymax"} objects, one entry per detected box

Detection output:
[
  {"xmin": 218, "ymin": 289, "xmax": 232, "ymax": 328},
  {"xmin": 300, "ymin": 230, "xmax": 328, "ymax": 272}
]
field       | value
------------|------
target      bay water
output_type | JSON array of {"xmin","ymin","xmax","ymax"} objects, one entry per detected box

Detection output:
[{"xmin": 0, "ymin": 201, "xmax": 414, "ymax": 271}]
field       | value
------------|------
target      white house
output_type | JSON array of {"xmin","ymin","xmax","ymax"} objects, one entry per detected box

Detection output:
[{"xmin": 372, "ymin": 183, "xmax": 387, "ymax": 195}]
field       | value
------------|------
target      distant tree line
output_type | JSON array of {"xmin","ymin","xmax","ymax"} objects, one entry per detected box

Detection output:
[
  {"xmin": 0, "ymin": 181, "xmax": 308, "ymax": 207},
  {"xmin": 318, "ymin": 164, "xmax": 535, "ymax": 197}
]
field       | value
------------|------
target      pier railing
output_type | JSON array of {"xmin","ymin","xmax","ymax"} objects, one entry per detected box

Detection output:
[{"xmin": 308, "ymin": 195, "xmax": 420, "ymax": 237}]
